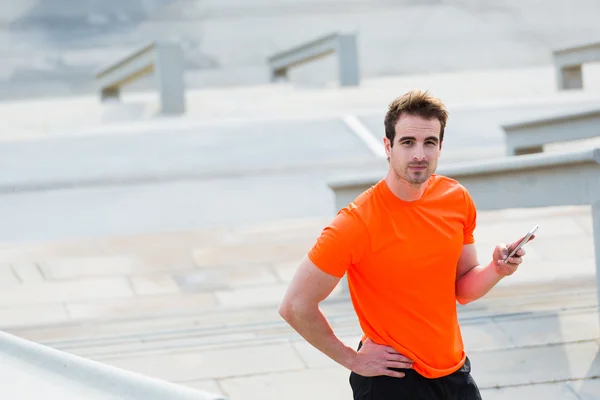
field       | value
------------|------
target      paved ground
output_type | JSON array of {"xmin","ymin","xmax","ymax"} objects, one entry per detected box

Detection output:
[{"xmin": 0, "ymin": 204, "xmax": 598, "ymax": 399}]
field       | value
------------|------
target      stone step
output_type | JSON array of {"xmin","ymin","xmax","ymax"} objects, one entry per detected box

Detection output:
[
  {"xmin": 50, "ymin": 304, "xmax": 600, "ymax": 363},
  {"xmin": 8, "ymin": 279, "xmax": 597, "ymax": 362},
  {"xmin": 54, "ymin": 301, "xmax": 600, "ymax": 391},
  {"xmin": 0, "ymin": 205, "xmax": 593, "ymax": 326}
]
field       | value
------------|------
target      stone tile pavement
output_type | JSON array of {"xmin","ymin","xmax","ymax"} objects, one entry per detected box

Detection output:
[{"xmin": 0, "ymin": 204, "xmax": 598, "ymax": 399}]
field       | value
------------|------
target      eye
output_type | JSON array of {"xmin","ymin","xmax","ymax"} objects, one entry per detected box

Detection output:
[
  {"xmin": 400, "ymin": 140, "xmax": 413, "ymax": 146},
  {"xmin": 426, "ymin": 141, "xmax": 437, "ymax": 146}
]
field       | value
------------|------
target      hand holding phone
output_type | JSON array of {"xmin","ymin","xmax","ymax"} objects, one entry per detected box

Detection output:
[{"xmin": 504, "ymin": 224, "xmax": 538, "ymax": 263}]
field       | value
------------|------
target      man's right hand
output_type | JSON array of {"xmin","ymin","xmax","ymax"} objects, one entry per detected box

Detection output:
[{"xmin": 350, "ymin": 338, "xmax": 414, "ymax": 378}]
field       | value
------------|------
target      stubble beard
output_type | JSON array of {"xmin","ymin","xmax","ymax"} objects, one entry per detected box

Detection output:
[
  {"xmin": 398, "ymin": 164, "xmax": 433, "ymax": 188},
  {"xmin": 407, "ymin": 172, "xmax": 428, "ymax": 186}
]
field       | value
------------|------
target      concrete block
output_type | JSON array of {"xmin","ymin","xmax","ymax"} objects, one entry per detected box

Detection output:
[
  {"xmin": 268, "ymin": 32, "xmax": 360, "ymax": 87},
  {"xmin": 192, "ymin": 242, "xmax": 308, "ymax": 268},
  {"xmin": 568, "ymin": 378, "xmax": 600, "ymax": 400},
  {"xmin": 65, "ymin": 292, "xmax": 216, "ymax": 321},
  {"xmin": 291, "ymin": 334, "xmax": 362, "ymax": 369},
  {"xmin": 468, "ymin": 341, "xmax": 600, "ymax": 388},
  {"xmin": 493, "ymin": 311, "xmax": 600, "ymax": 348},
  {"xmin": 179, "ymin": 380, "xmax": 224, "ymax": 397},
  {"xmin": 0, "ymin": 304, "xmax": 70, "ymax": 329},
  {"xmin": 494, "ymin": 257, "xmax": 596, "ymax": 287},
  {"xmin": 214, "ymin": 284, "xmax": 289, "ymax": 308},
  {"xmin": 272, "ymin": 261, "xmax": 301, "ymax": 283},
  {"xmin": 219, "ymin": 367, "xmax": 352, "ymax": 400},
  {"xmin": 174, "ymin": 266, "xmax": 278, "ymax": 292},
  {"xmin": 103, "ymin": 343, "xmax": 306, "ymax": 381},
  {"xmin": 558, "ymin": 65, "xmax": 583, "ymax": 90},
  {"xmin": 39, "ymin": 256, "xmax": 138, "ymax": 279},
  {"xmin": 474, "ymin": 217, "xmax": 587, "ymax": 242},
  {"xmin": 461, "ymin": 319, "xmax": 516, "ymax": 352},
  {"xmin": 0, "ymin": 263, "xmax": 21, "ymax": 287},
  {"xmin": 154, "ymin": 42, "xmax": 186, "ymax": 115},
  {"xmin": 0, "ymin": 278, "xmax": 134, "ymax": 307},
  {"xmin": 481, "ymin": 381, "xmax": 580, "ymax": 400},
  {"xmin": 11, "ymin": 262, "xmax": 45, "ymax": 283},
  {"xmin": 130, "ymin": 275, "xmax": 181, "ymax": 296},
  {"xmin": 575, "ymin": 214, "xmax": 595, "ymax": 235}
]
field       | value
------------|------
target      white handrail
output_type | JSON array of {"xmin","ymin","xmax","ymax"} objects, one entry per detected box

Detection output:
[{"xmin": 0, "ymin": 330, "xmax": 226, "ymax": 399}]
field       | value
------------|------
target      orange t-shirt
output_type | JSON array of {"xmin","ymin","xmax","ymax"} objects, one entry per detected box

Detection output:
[{"xmin": 308, "ymin": 174, "xmax": 477, "ymax": 379}]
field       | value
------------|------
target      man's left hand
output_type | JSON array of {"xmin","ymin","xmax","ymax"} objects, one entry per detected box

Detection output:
[{"xmin": 492, "ymin": 235, "xmax": 535, "ymax": 277}]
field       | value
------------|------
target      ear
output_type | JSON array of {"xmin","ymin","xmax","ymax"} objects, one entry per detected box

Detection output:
[{"xmin": 384, "ymin": 137, "xmax": 392, "ymax": 159}]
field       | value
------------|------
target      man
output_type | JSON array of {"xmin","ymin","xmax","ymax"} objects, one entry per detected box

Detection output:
[{"xmin": 278, "ymin": 89, "xmax": 534, "ymax": 399}]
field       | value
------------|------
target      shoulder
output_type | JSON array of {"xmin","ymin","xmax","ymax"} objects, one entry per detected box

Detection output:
[
  {"xmin": 351, "ymin": 179, "xmax": 382, "ymax": 207},
  {"xmin": 430, "ymin": 174, "xmax": 463, "ymax": 189},
  {"xmin": 307, "ymin": 185, "xmax": 377, "ymax": 276},
  {"xmin": 320, "ymin": 179, "xmax": 388, "ymax": 241},
  {"xmin": 429, "ymin": 174, "xmax": 470, "ymax": 198},
  {"xmin": 340, "ymin": 179, "xmax": 387, "ymax": 227},
  {"xmin": 428, "ymin": 174, "xmax": 476, "ymax": 212}
]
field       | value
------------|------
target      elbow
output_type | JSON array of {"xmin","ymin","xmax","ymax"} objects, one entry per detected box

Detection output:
[
  {"xmin": 278, "ymin": 298, "xmax": 299, "ymax": 323},
  {"xmin": 455, "ymin": 284, "xmax": 475, "ymax": 305},
  {"xmin": 278, "ymin": 300, "xmax": 291, "ymax": 321},
  {"xmin": 455, "ymin": 295, "xmax": 473, "ymax": 306},
  {"xmin": 278, "ymin": 298, "xmax": 312, "ymax": 325}
]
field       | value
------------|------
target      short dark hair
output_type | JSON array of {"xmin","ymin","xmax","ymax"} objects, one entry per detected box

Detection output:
[{"xmin": 384, "ymin": 90, "xmax": 448, "ymax": 146}]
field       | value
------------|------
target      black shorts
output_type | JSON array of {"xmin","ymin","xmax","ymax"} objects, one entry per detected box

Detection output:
[{"xmin": 349, "ymin": 344, "xmax": 482, "ymax": 400}]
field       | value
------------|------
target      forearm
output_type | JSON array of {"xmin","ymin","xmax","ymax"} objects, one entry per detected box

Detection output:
[
  {"xmin": 455, "ymin": 261, "xmax": 503, "ymax": 304},
  {"xmin": 280, "ymin": 301, "xmax": 357, "ymax": 370}
]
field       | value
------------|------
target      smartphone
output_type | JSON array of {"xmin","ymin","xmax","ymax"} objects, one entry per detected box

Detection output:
[{"xmin": 504, "ymin": 224, "xmax": 539, "ymax": 263}]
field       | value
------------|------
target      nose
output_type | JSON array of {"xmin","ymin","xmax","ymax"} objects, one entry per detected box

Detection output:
[{"xmin": 412, "ymin": 144, "xmax": 426, "ymax": 161}]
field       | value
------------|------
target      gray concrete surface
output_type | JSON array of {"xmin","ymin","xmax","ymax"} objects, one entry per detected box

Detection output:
[
  {"xmin": 0, "ymin": 173, "xmax": 337, "ymax": 242},
  {"xmin": 2, "ymin": 0, "xmax": 600, "ymax": 99},
  {"xmin": 0, "ymin": 118, "xmax": 374, "ymax": 184}
]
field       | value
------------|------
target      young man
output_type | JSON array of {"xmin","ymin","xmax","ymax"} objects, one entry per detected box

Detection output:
[{"xmin": 279, "ymin": 90, "xmax": 534, "ymax": 399}]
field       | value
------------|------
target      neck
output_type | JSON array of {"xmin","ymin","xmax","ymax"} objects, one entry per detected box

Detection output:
[{"xmin": 385, "ymin": 169, "xmax": 429, "ymax": 202}]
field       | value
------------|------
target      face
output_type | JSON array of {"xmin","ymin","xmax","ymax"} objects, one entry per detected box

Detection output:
[{"xmin": 384, "ymin": 114, "xmax": 442, "ymax": 186}]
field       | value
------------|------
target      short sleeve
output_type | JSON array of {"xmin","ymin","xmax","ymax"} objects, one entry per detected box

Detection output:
[
  {"xmin": 307, "ymin": 207, "xmax": 369, "ymax": 278},
  {"xmin": 462, "ymin": 187, "xmax": 477, "ymax": 245}
]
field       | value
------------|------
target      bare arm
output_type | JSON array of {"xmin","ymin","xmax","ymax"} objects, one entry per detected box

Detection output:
[
  {"xmin": 455, "ymin": 239, "xmax": 532, "ymax": 305},
  {"xmin": 455, "ymin": 244, "xmax": 502, "ymax": 305},
  {"xmin": 278, "ymin": 256, "xmax": 357, "ymax": 369},
  {"xmin": 279, "ymin": 256, "xmax": 412, "ymax": 377}
]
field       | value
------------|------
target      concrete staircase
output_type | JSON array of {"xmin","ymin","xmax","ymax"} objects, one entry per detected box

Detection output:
[{"xmin": 1, "ymin": 204, "xmax": 599, "ymax": 398}]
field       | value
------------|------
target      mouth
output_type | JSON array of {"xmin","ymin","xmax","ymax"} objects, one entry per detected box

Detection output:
[{"xmin": 408, "ymin": 165, "xmax": 428, "ymax": 171}]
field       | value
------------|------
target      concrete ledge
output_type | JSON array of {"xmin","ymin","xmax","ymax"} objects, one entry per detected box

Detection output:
[
  {"xmin": 95, "ymin": 41, "xmax": 185, "ymax": 115},
  {"xmin": 0, "ymin": 330, "xmax": 226, "ymax": 399},
  {"xmin": 552, "ymin": 40, "xmax": 600, "ymax": 90},
  {"xmin": 329, "ymin": 148, "xmax": 600, "ymax": 193},
  {"xmin": 553, "ymin": 41, "xmax": 600, "ymax": 67},
  {"xmin": 502, "ymin": 109, "xmax": 600, "ymax": 155},
  {"xmin": 95, "ymin": 43, "xmax": 156, "ymax": 81},
  {"xmin": 329, "ymin": 149, "xmax": 600, "ymax": 211},
  {"xmin": 267, "ymin": 32, "xmax": 359, "ymax": 86},
  {"xmin": 329, "ymin": 148, "xmax": 600, "ymax": 211}
]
